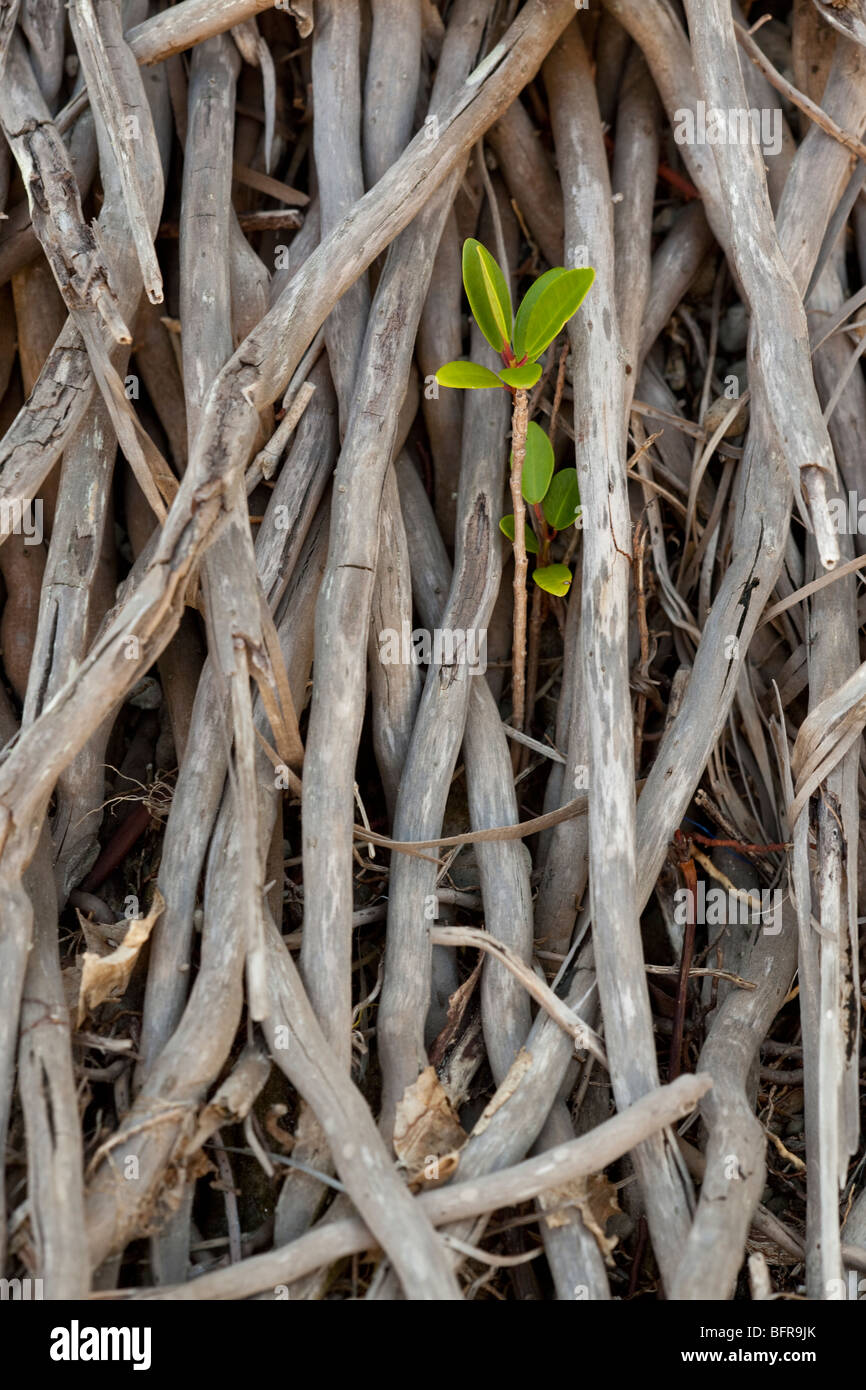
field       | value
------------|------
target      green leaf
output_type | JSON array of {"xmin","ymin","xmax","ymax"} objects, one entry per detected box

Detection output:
[
  {"xmin": 462, "ymin": 238, "xmax": 513, "ymax": 353},
  {"xmin": 498, "ymin": 363, "xmax": 542, "ymax": 389},
  {"xmin": 533, "ymin": 563, "xmax": 572, "ymax": 596},
  {"xmin": 512, "ymin": 268, "xmax": 568, "ymax": 361},
  {"xmin": 436, "ymin": 360, "xmax": 505, "ymax": 390},
  {"xmin": 499, "ymin": 514, "xmax": 539, "ymax": 554},
  {"xmin": 517, "ymin": 421, "xmax": 554, "ymax": 505},
  {"xmin": 513, "ymin": 266, "xmax": 595, "ymax": 362},
  {"xmin": 542, "ymin": 468, "xmax": 581, "ymax": 530}
]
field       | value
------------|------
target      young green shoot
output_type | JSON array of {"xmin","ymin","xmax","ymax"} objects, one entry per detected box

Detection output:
[{"xmin": 435, "ymin": 238, "xmax": 594, "ymax": 734}]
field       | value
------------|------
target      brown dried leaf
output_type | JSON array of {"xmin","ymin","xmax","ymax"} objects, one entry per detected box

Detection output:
[
  {"xmin": 429, "ymin": 956, "xmax": 483, "ymax": 1068},
  {"xmin": 76, "ymin": 890, "xmax": 164, "ymax": 1026},
  {"xmin": 393, "ymin": 1066, "xmax": 467, "ymax": 1181},
  {"xmin": 408, "ymin": 1150, "xmax": 461, "ymax": 1192},
  {"xmin": 75, "ymin": 914, "xmax": 128, "ymax": 956},
  {"xmin": 539, "ymin": 1172, "xmax": 622, "ymax": 1265},
  {"xmin": 64, "ymin": 914, "xmax": 123, "ymax": 1016}
]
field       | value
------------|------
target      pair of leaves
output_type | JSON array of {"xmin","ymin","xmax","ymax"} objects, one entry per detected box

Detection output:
[
  {"xmin": 462, "ymin": 239, "xmax": 595, "ymax": 363},
  {"xmin": 512, "ymin": 422, "xmax": 582, "ymax": 523},
  {"xmin": 495, "ymin": 533, "xmax": 574, "ymax": 592},
  {"xmin": 435, "ymin": 240, "xmax": 595, "ymax": 392},
  {"xmin": 436, "ymin": 359, "xmax": 541, "ymax": 391},
  {"xmin": 498, "ymin": 518, "xmax": 572, "ymax": 594},
  {"xmin": 499, "ymin": 422, "xmax": 580, "ymax": 597},
  {"xmin": 499, "ymin": 444, "xmax": 580, "ymax": 539}
]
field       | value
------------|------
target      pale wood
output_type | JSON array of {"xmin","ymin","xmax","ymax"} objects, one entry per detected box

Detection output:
[
  {"xmin": 545, "ymin": 21, "xmax": 694, "ymax": 1290},
  {"xmin": 128, "ymin": 1076, "xmax": 711, "ymax": 1300}
]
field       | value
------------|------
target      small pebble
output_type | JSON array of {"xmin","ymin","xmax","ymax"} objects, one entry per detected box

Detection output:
[{"xmin": 703, "ymin": 393, "xmax": 749, "ymax": 439}]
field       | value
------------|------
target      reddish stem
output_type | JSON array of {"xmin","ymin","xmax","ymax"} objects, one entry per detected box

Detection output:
[
  {"xmin": 688, "ymin": 833, "xmax": 789, "ymax": 854},
  {"xmin": 669, "ymin": 844, "xmax": 697, "ymax": 1081},
  {"xmin": 81, "ymin": 803, "xmax": 154, "ymax": 893},
  {"xmin": 602, "ymin": 132, "xmax": 700, "ymax": 202}
]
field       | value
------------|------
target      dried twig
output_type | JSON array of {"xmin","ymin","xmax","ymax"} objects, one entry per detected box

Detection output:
[
  {"xmin": 126, "ymin": 1076, "xmax": 712, "ymax": 1300},
  {"xmin": 1, "ymin": 0, "xmax": 863, "ymax": 1310}
]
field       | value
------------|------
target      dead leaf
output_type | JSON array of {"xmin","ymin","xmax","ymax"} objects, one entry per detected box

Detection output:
[
  {"xmin": 76, "ymin": 890, "xmax": 164, "ymax": 1026},
  {"xmin": 64, "ymin": 911, "xmax": 126, "ymax": 1019},
  {"xmin": 408, "ymin": 1149, "xmax": 461, "ymax": 1192},
  {"xmin": 429, "ymin": 956, "xmax": 483, "ymax": 1068},
  {"xmin": 438, "ymin": 1015, "xmax": 485, "ymax": 1111},
  {"xmin": 75, "ymin": 914, "xmax": 126, "ymax": 954},
  {"xmin": 393, "ymin": 1066, "xmax": 467, "ymax": 1182},
  {"xmin": 539, "ymin": 1172, "xmax": 621, "ymax": 1265}
]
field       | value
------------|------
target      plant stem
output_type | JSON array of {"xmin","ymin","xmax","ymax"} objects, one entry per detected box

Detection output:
[
  {"xmin": 509, "ymin": 388, "xmax": 529, "ymax": 737},
  {"xmin": 520, "ymin": 582, "xmax": 545, "ymax": 774},
  {"xmin": 670, "ymin": 844, "xmax": 697, "ymax": 1082},
  {"xmin": 519, "ymin": 494, "xmax": 551, "ymax": 774}
]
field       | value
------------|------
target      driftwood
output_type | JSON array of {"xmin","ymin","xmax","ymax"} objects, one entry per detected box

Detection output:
[
  {"xmin": 0, "ymin": 0, "xmax": 863, "ymax": 1308},
  {"xmin": 545, "ymin": 24, "xmax": 693, "ymax": 1288},
  {"xmin": 130, "ymin": 1074, "xmax": 710, "ymax": 1300}
]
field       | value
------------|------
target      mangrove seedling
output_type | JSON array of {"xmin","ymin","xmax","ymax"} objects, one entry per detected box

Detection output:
[{"xmin": 435, "ymin": 238, "xmax": 594, "ymax": 733}]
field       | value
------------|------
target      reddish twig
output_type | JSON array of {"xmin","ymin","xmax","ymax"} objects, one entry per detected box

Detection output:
[
  {"xmin": 603, "ymin": 132, "xmax": 700, "ymax": 202},
  {"xmin": 633, "ymin": 520, "xmax": 650, "ymax": 773},
  {"xmin": 669, "ymin": 829, "xmax": 697, "ymax": 1081},
  {"xmin": 80, "ymin": 802, "xmax": 154, "ymax": 892},
  {"xmin": 687, "ymin": 832, "xmax": 790, "ymax": 854},
  {"xmin": 509, "ymin": 388, "xmax": 530, "ymax": 742}
]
